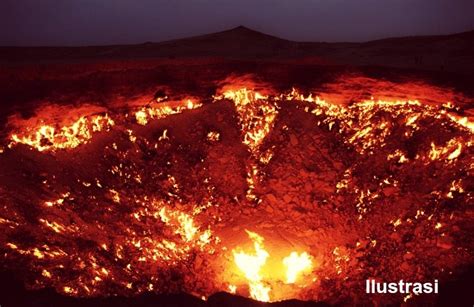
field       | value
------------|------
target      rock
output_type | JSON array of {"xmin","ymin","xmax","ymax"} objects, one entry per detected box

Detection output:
[
  {"xmin": 291, "ymin": 210, "xmax": 302, "ymax": 220},
  {"xmin": 356, "ymin": 240, "xmax": 369, "ymax": 250},
  {"xmin": 403, "ymin": 253, "xmax": 415, "ymax": 260},
  {"xmin": 266, "ymin": 193, "xmax": 278, "ymax": 205},
  {"xmin": 400, "ymin": 261, "xmax": 412, "ymax": 272},
  {"xmin": 414, "ymin": 226, "xmax": 423, "ymax": 236},
  {"xmin": 194, "ymin": 256, "xmax": 203, "ymax": 270},
  {"xmin": 264, "ymin": 206, "xmax": 274, "ymax": 213},
  {"xmin": 242, "ymin": 208, "xmax": 252, "ymax": 215},
  {"xmin": 389, "ymin": 232, "xmax": 402, "ymax": 242},
  {"xmin": 332, "ymin": 161, "xmax": 344, "ymax": 169},
  {"xmin": 299, "ymin": 169, "xmax": 309, "ymax": 178},
  {"xmin": 437, "ymin": 236, "xmax": 454, "ymax": 249},
  {"xmin": 289, "ymin": 134, "xmax": 299, "ymax": 146},
  {"xmin": 383, "ymin": 186, "xmax": 398, "ymax": 196}
]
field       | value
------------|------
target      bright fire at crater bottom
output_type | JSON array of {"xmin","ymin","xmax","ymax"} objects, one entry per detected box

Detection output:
[{"xmin": 232, "ymin": 230, "xmax": 313, "ymax": 302}]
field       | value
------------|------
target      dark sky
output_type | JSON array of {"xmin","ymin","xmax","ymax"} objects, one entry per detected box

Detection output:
[{"xmin": 1, "ymin": 0, "xmax": 474, "ymax": 46}]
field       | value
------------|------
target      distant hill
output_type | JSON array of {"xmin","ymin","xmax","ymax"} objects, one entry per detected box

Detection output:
[
  {"xmin": 0, "ymin": 26, "xmax": 473, "ymax": 72},
  {"xmin": 0, "ymin": 26, "xmax": 295, "ymax": 60}
]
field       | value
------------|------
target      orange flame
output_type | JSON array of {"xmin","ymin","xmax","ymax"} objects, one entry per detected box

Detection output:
[
  {"xmin": 9, "ymin": 114, "xmax": 114, "ymax": 152},
  {"xmin": 282, "ymin": 251, "xmax": 313, "ymax": 284},
  {"xmin": 233, "ymin": 230, "xmax": 271, "ymax": 302},
  {"xmin": 232, "ymin": 230, "xmax": 314, "ymax": 301},
  {"xmin": 135, "ymin": 99, "xmax": 202, "ymax": 126}
]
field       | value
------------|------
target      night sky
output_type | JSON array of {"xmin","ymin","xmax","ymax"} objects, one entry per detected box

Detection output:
[{"xmin": 1, "ymin": 0, "xmax": 474, "ymax": 46}]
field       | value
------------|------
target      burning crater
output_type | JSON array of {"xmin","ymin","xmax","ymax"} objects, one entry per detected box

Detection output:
[{"xmin": 0, "ymin": 76, "xmax": 473, "ymax": 305}]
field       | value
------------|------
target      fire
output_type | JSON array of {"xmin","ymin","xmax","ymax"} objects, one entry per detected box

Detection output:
[
  {"xmin": 216, "ymin": 88, "xmax": 277, "ymax": 152},
  {"xmin": 233, "ymin": 230, "xmax": 270, "ymax": 302},
  {"xmin": 9, "ymin": 114, "xmax": 114, "ymax": 152},
  {"xmin": 228, "ymin": 284, "xmax": 237, "ymax": 294},
  {"xmin": 214, "ymin": 88, "xmax": 279, "ymax": 201},
  {"xmin": 282, "ymin": 252, "xmax": 313, "ymax": 284},
  {"xmin": 206, "ymin": 131, "xmax": 220, "ymax": 142},
  {"xmin": 447, "ymin": 114, "xmax": 474, "ymax": 133},
  {"xmin": 134, "ymin": 99, "xmax": 202, "ymax": 126},
  {"xmin": 428, "ymin": 139, "xmax": 463, "ymax": 161},
  {"xmin": 232, "ymin": 230, "xmax": 315, "ymax": 301},
  {"xmin": 128, "ymin": 200, "xmax": 218, "ymax": 264},
  {"xmin": 158, "ymin": 206, "xmax": 208, "ymax": 243}
]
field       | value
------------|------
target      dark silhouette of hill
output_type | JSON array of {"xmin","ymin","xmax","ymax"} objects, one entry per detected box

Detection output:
[
  {"xmin": 0, "ymin": 26, "xmax": 294, "ymax": 60},
  {"xmin": 0, "ymin": 26, "xmax": 473, "ymax": 72}
]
